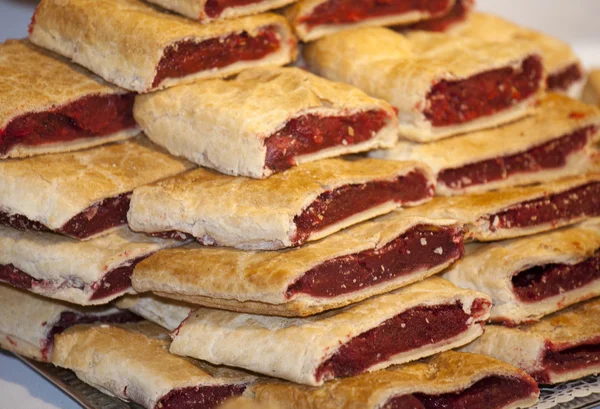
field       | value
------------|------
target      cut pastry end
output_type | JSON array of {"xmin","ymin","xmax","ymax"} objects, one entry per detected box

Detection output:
[
  {"xmin": 147, "ymin": 0, "xmax": 297, "ymax": 22},
  {"xmin": 396, "ymin": 0, "xmax": 474, "ymax": 32},
  {"xmin": 535, "ymin": 338, "xmax": 600, "ymax": 384},
  {"xmin": 547, "ymin": 63, "xmax": 585, "ymax": 94}
]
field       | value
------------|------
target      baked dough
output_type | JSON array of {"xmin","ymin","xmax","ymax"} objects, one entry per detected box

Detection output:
[
  {"xmin": 371, "ymin": 95, "xmax": 600, "ymax": 195},
  {"xmin": 218, "ymin": 397, "xmax": 284, "ymax": 409},
  {"xmin": 284, "ymin": 0, "xmax": 455, "ymax": 41},
  {"xmin": 116, "ymin": 295, "xmax": 193, "ymax": 331},
  {"xmin": 127, "ymin": 158, "xmax": 434, "ymax": 249},
  {"xmin": 0, "ymin": 226, "xmax": 186, "ymax": 305},
  {"xmin": 132, "ymin": 214, "xmax": 462, "ymax": 317},
  {"xmin": 583, "ymin": 70, "xmax": 600, "ymax": 106},
  {"xmin": 169, "ymin": 277, "xmax": 491, "ymax": 385},
  {"xmin": 443, "ymin": 220, "xmax": 600, "ymax": 324},
  {"xmin": 304, "ymin": 26, "xmax": 542, "ymax": 142},
  {"xmin": 52, "ymin": 322, "xmax": 255, "ymax": 409},
  {"xmin": 0, "ymin": 137, "xmax": 193, "ymax": 239},
  {"xmin": 29, "ymin": 0, "xmax": 296, "ymax": 92},
  {"xmin": 133, "ymin": 67, "xmax": 398, "ymax": 178},
  {"xmin": 464, "ymin": 298, "xmax": 600, "ymax": 384}
]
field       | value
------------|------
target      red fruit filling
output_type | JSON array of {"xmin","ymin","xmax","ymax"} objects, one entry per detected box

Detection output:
[
  {"xmin": 383, "ymin": 376, "xmax": 538, "ymax": 409},
  {"xmin": 424, "ymin": 55, "xmax": 542, "ymax": 127},
  {"xmin": 314, "ymin": 300, "xmax": 489, "ymax": 382},
  {"xmin": 205, "ymin": 0, "xmax": 265, "ymax": 18},
  {"xmin": 547, "ymin": 63, "xmax": 584, "ymax": 92},
  {"xmin": 402, "ymin": 0, "xmax": 473, "ymax": 32},
  {"xmin": 0, "ymin": 192, "xmax": 131, "ymax": 240},
  {"xmin": 299, "ymin": 0, "xmax": 452, "ymax": 28},
  {"xmin": 535, "ymin": 339, "xmax": 600, "ymax": 384},
  {"xmin": 287, "ymin": 224, "xmax": 464, "ymax": 298},
  {"xmin": 512, "ymin": 250, "xmax": 600, "ymax": 302},
  {"xmin": 265, "ymin": 110, "xmax": 391, "ymax": 172},
  {"xmin": 438, "ymin": 126, "xmax": 595, "ymax": 191},
  {"xmin": 155, "ymin": 384, "xmax": 248, "ymax": 409},
  {"xmin": 153, "ymin": 27, "xmax": 281, "ymax": 88},
  {"xmin": 0, "ymin": 93, "xmax": 136, "ymax": 157}
]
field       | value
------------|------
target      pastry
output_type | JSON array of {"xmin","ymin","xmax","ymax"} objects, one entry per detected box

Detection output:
[
  {"xmin": 29, "ymin": 0, "xmax": 297, "ymax": 92},
  {"xmin": 0, "ymin": 226, "xmax": 186, "ymax": 305},
  {"xmin": 0, "ymin": 40, "xmax": 138, "ymax": 159},
  {"xmin": 133, "ymin": 67, "xmax": 398, "ymax": 178},
  {"xmin": 0, "ymin": 137, "xmax": 193, "ymax": 240},
  {"xmin": 397, "ymin": 174, "xmax": 600, "ymax": 242},
  {"xmin": 464, "ymin": 298, "xmax": 600, "ymax": 384},
  {"xmin": 169, "ymin": 278, "xmax": 491, "ymax": 385},
  {"xmin": 243, "ymin": 351, "xmax": 539, "ymax": 409},
  {"xmin": 218, "ymin": 397, "xmax": 284, "ymax": 409},
  {"xmin": 284, "ymin": 0, "xmax": 455, "ymax": 42},
  {"xmin": 0, "ymin": 285, "xmax": 140, "ymax": 362},
  {"xmin": 304, "ymin": 27, "xmax": 543, "ymax": 142},
  {"xmin": 583, "ymin": 70, "xmax": 600, "ymax": 106},
  {"xmin": 52, "ymin": 322, "xmax": 254, "ymax": 409},
  {"xmin": 127, "ymin": 158, "xmax": 435, "ymax": 249},
  {"xmin": 132, "ymin": 214, "xmax": 465, "ymax": 317},
  {"xmin": 146, "ymin": 0, "xmax": 297, "ymax": 22},
  {"xmin": 443, "ymin": 220, "xmax": 600, "ymax": 325},
  {"xmin": 116, "ymin": 295, "xmax": 193, "ymax": 331},
  {"xmin": 371, "ymin": 95, "xmax": 600, "ymax": 195},
  {"xmin": 397, "ymin": 0, "xmax": 474, "ymax": 32}
]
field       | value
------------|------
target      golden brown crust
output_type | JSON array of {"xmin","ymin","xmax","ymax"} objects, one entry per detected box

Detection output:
[
  {"xmin": 29, "ymin": 0, "xmax": 297, "ymax": 92},
  {"xmin": 583, "ymin": 70, "xmax": 600, "ymax": 106},
  {"xmin": 115, "ymin": 295, "xmax": 193, "ymax": 331}
]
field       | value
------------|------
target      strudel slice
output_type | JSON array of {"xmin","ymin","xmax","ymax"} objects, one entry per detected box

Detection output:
[
  {"xmin": 464, "ymin": 298, "xmax": 600, "ymax": 384},
  {"xmin": 399, "ymin": 0, "xmax": 474, "ymax": 32},
  {"xmin": 116, "ymin": 295, "xmax": 193, "ymax": 331},
  {"xmin": 52, "ymin": 322, "xmax": 254, "ymax": 409},
  {"xmin": 372, "ymin": 95, "xmax": 600, "ymax": 195},
  {"xmin": 0, "ymin": 285, "xmax": 140, "ymax": 362},
  {"xmin": 284, "ymin": 0, "xmax": 455, "ymax": 41},
  {"xmin": 128, "ymin": 158, "xmax": 434, "ymax": 249},
  {"xmin": 0, "ymin": 40, "xmax": 138, "ymax": 159},
  {"xmin": 132, "ymin": 215, "xmax": 464, "ymax": 317},
  {"xmin": 29, "ymin": 0, "xmax": 296, "ymax": 92},
  {"xmin": 169, "ymin": 278, "xmax": 491, "ymax": 385},
  {"xmin": 304, "ymin": 27, "xmax": 543, "ymax": 142},
  {"xmin": 133, "ymin": 67, "xmax": 398, "ymax": 177},
  {"xmin": 0, "ymin": 137, "xmax": 193, "ymax": 240},
  {"xmin": 583, "ymin": 70, "xmax": 600, "ymax": 106},
  {"xmin": 244, "ymin": 351, "xmax": 539, "ymax": 409},
  {"xmin": 443, "ymin": 220, "xmax": 600, "ymax": 325},
  {"xmin": 0, "ymin": 226, "xmax": 185, "ymax": 305}
]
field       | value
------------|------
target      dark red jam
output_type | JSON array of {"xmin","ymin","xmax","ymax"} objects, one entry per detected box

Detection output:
[
  {"xmin": 152, "ymin": 27, "xmax": 281, "ymax": 88},
  {"xmin": 536, "ymin": 339, "xmax": 600, "ymax": 383},
  {"xmin": 314, "ymin": 300, "xmax": 489, "ymax": 382},
  {"xmin": 205, "ymin": 0, "xmax": 264, "ymax": 18},
  {"xmin": 0, "ymin": 94, "xmax": 136, "ymax": 157},
  {"xmin": 547, "ymin": 63, "xmax": 584, "ymax": 92},
  {"xmin": 155, "ymin": 384, "xmax": 248, "ymax": 409},
  {"xmin": 424, "ymin": 55, "xmax": 542, "ymax": 127},
  {"xmin": 438, "ymin": 126, "xmax": 595, "ymax": 191},
  {"xmin": 400, "ymin": 0, "xmax": 473, "ymax": 32},
  {"xmin": 383, "ymin": 376, "xmax": 538, "ymax": 409},
  {"xmin": 299, "ymin": 0, "xmax": 452, "ymax": 28},
  {"xmin": 265, "ymin": 110, "xmax": 391, "ymax": 172},
  {"xmin": 512, "ymin": 250, "xmax": 600, "ymax": 302},
  {"xmin": 287, "ymin": 225, "xmax": 464, "ymax": 298}
]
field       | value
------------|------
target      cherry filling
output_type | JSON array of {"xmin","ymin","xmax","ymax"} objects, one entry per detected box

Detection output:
[
  {"xmin": 0, "ymin": 192, "xmax": 131, "ymax": 240},
  {"xmin": 424, "ymin": 55, "xmax": 542, "ymax": 127},
  {"xmin": 512, "ymin": 250, "xmax": 600, "ymax": 303},
  {"xmin": 401, "ymin": 0, "xmax": 472, "ymax": 32},
  {"xmin": 204, "ymin": 0, "xmax": 264, "ymax": 18},
  {"xmin": 0, "ymin": 94, "xmax": 136, "ymax": 156},
  {"xmin": 152, "ymin": 27, "xmax": 281, "ymax": 88},
  {"xmin": 314, "ymin": 300, "xmax": 489, "ymax": 382},
  {"xmin": 287, "ymin": 225, "xmax": 464, "ymax": 298},
  {"xmin": 547, "ymin": 63, "xmax": 584, "ymax": 92},
  {"xmin": 383, "ymin": 376, "xmax": 538, "ymax": 409},
  {"xmin": 438, "ymin": 126, "xmax": 595, "ymax": 190},
  {"xmin": 299, "ymin": 0, "xmax": 452, "ymax": 28},
  {"xmin": 155, "ymin": 384, "xmax": 248, "ymax": 409},
  {"xmin": 537, "ymin": 340, "xmax": 600, "ymax": 383},
  {"xmin": 265, "ymin": 110, "xmax": 391, "ymax": 172}
]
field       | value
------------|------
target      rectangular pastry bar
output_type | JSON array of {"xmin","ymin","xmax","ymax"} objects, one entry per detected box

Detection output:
[
  {"xmin": 132, "ymin": 214, "xmax": 465, "ymax": 317},
  {"xmin": 133, "ymin": 67, "xmax": 399, "ymax": 178},
  {"xmin": 464, "ymin": 298, "xmax": 600, "ymax": 384},
  {"xmin": 304, "ymin": 26, "xmax": 543, "ymax": 142},
  {"xmin": 0, "ymin": 40, "xmax": 138, "ymax": 159},
  {"xmin": 0, "ymin": 226, "xmax": 185, "ymax": 305},
  {"xmin": 0, "ymin": 285, "xmax": 140, "ymax": 362},
  {"xmin": 372, "ymin": 95, "xmax": 600, "ymax": 195},
  {"xmin": 127, "ymin": 158, "xmax": 434, "ymax": 249},
  {"xmin": 397, "ymin": 0, "xmax": 474, "ymax": 32},
  {"xmin": 0, "ymin": 137, "xmax": 193, "ymax": 240},
  {"xmin": 29, "ymin": 0, "xmax": 297, "ymax": 92},
  {"xmin": 52, "ymin": 322, "xmax": 255, "ymax": 409},
  {"xmin": 443, "ymin": 220, "xmax": 600, "ymax": 325},
  {"xmin": 169, "ymin": 278, "xmax": 491, "ymax": 385}
]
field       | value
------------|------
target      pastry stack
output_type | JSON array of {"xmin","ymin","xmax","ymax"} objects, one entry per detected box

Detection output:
[{"xmin": 0, "ymin": 1, "xmax": 598, "ymax": 409}]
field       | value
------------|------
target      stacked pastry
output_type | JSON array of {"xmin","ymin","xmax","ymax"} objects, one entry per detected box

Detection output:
[{"xmin": 0, "ymin": 1, "xmax": 598, "ymax": 409}]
